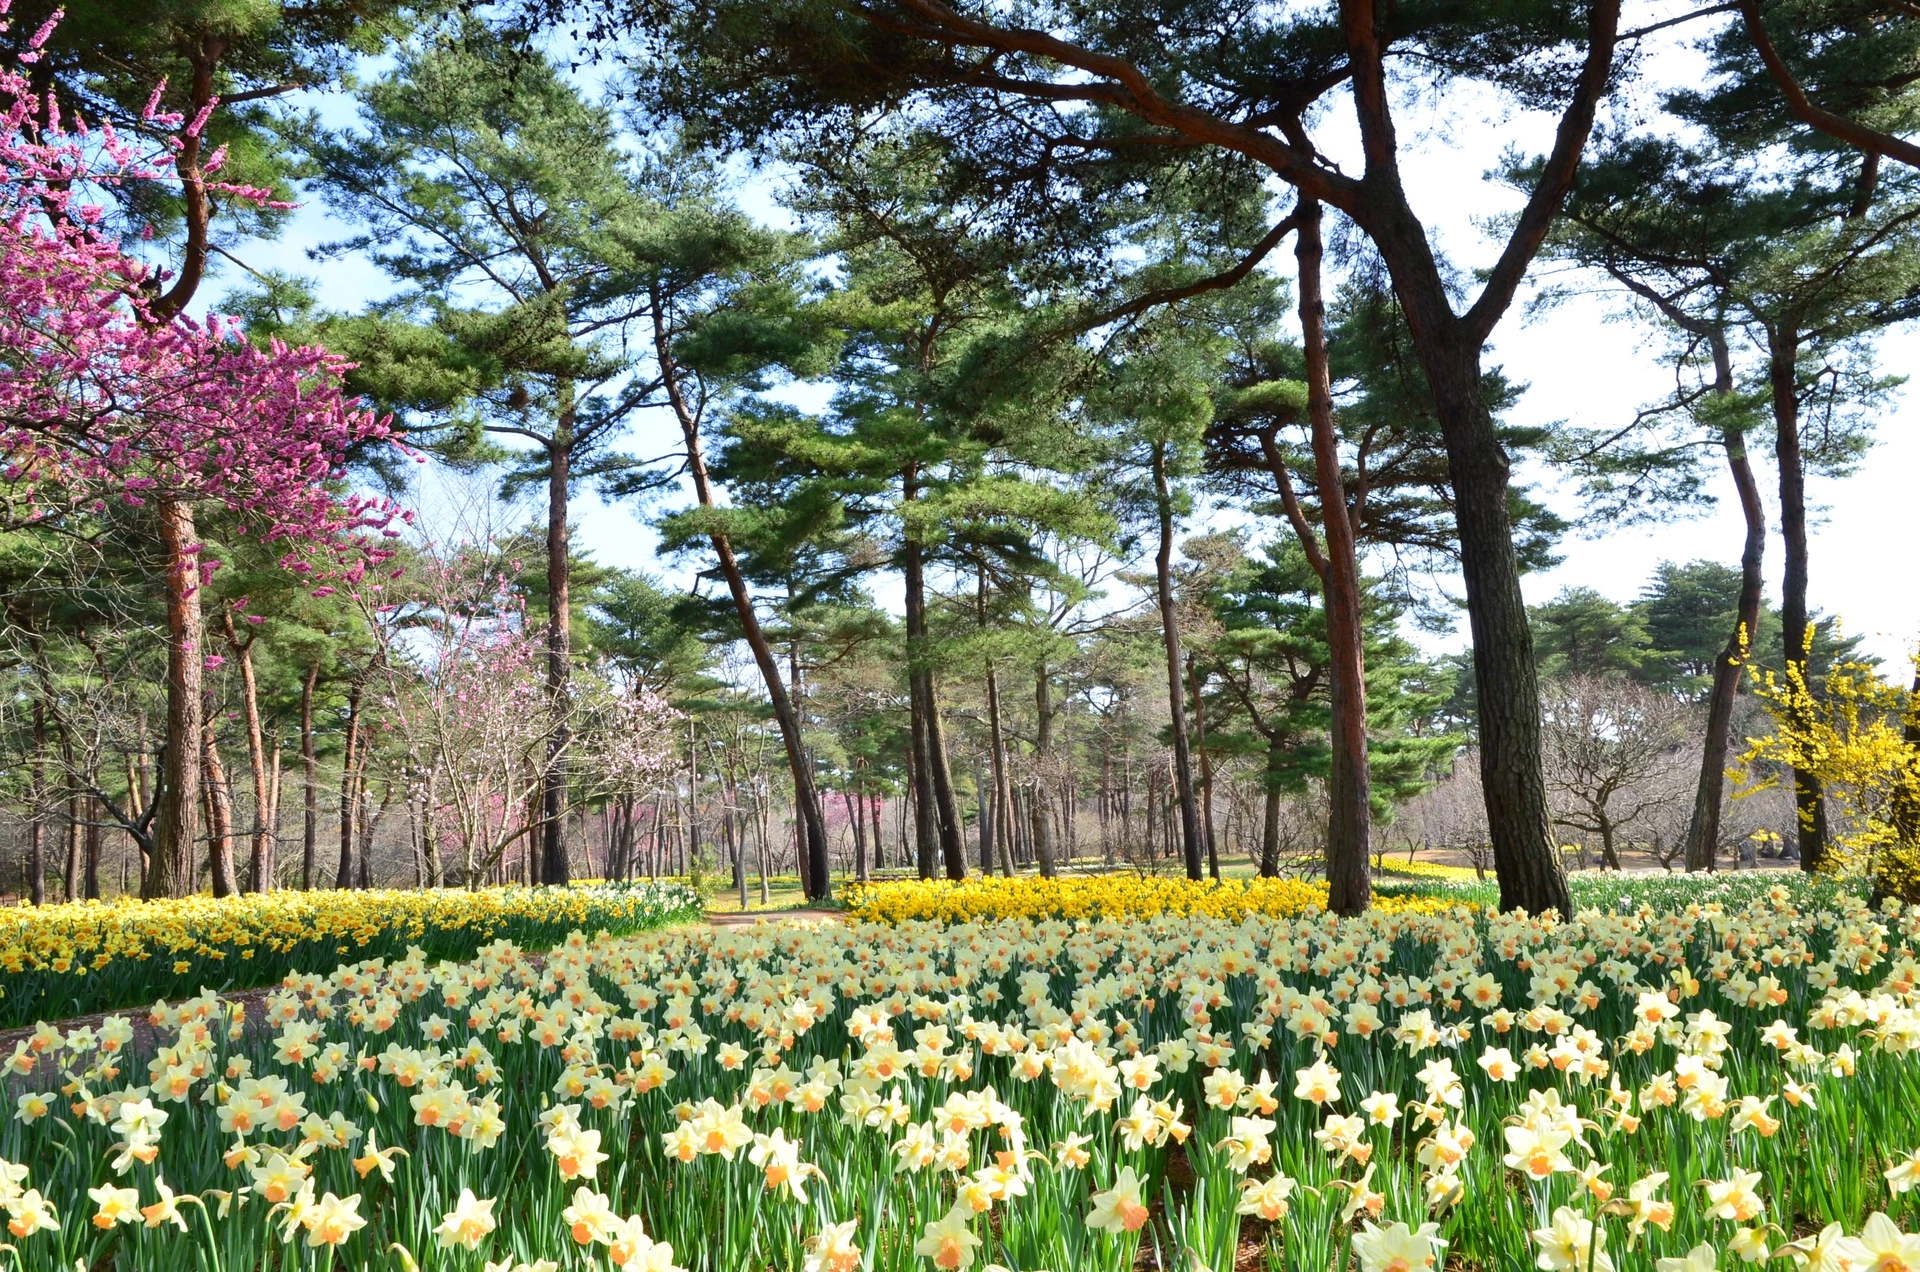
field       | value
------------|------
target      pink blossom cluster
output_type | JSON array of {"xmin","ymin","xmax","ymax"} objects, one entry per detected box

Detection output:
[{"xmin": 0, "ymin": 2, "xmax": 400, "ymax": 588}]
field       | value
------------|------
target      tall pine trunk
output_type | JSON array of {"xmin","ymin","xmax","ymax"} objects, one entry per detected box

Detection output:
[
  {"xmin": 201, "ymin": 696, "xmax": 239, "ymax": 898},
  {"xmin": 1150, "ymin": 442, "xmax": 1204, "ymax": 880},
  {"xmin": 1769, "ymin": 330, "xmax": 1829, "ymax": 871},
  {"xmin": 1405, "ymin": 323, "xmax": 1569, "ymax": 916},
  {"xmin": 221, "ymin": 615, "xmax": 275, "ymax": 892},
  {"xmin": 1259, "ymin": 737, "xmax": 1286, "ymax": 877},
  {"xmin": 84, "ymin": 793, "xmax": 102, "ymax": 900},
  {"xmin": 1685, "ymin": 332, "xmax": 1765, "ymax": 872},
  {"xmin": 148, "ymin": 498, "xmax": 203, "ymax": 899},
  {"xmin": 300, "ymin": 660, "xmax": 319, "ymax": 890},
  {"xmin": 908, "ymin": 708, "xmax": 937, "ymax": 879},
  {"xmin": 63, "ymin": 789, "xmax": 80, "ymax": 902},
  {"xmin": 985, "ymin": 664, "xmax": 1016, "ymax": 876},
  {"xmin": 541, "ymin": 410, "xmax": 574, "ymax": 886},
  {"xmin": 1030, "ymin": 667, "xmax": 1059, "ymax": 877},
  {"xmin": 1296, "ymin": 200, "xmax": 1371, "ymax": 914},
  {"xmin": 335, "ymin": 679, "xmax": 362, "ymax": 890},
  {"xmin": 973, "ymin": 757, "xmax": 991, "ymax": 874},
  {"xmin": 1187, "ymin": 654, "xmax": 1220, "ymax": 880},
  {"xmin": 900, "ymin": 501, "xmax": 966, "ymax": 880},
  {"xmin": 26, "ymin": 699, "xmax": 44, "ymax": 905}
]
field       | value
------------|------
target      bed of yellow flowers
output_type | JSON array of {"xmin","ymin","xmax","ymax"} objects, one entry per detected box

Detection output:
[
  {"xmin": 839, "ymin": 875, "xmax": 1462, "ymax": 925},
  {"xmin": 5, "ymin": 882, "xmax": 1920, "ymax": 1271},
  {"xmin": 0, "ymin": 882, "xmax": 703, "ymax": 1028}
]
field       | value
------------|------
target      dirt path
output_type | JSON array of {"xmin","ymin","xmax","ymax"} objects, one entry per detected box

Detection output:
[
  {"xmin": 0, "ymin": 984, "xmax": 280, "ymax": 1056},
  {"xmin": 706, "ymin": 909, "xmax": 840, "ymax": 929}
]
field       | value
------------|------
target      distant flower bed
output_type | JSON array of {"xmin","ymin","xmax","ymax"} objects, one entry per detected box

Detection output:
[
  {"xmin": 1374, "ymin": 859, "xmax": 1483, "ymax": 882},
  {"xmin": 0, "ymin": 881, "xmax": 702, "ymax": 1027},
  {"xmin": 839, "ymin": 875, "xmax": 1465, "ymax": 925}
]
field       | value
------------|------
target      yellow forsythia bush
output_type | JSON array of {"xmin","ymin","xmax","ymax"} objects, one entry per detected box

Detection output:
[{"xmin": 839, "ymin": 874, "xmax": 1464, "ymax": 924}]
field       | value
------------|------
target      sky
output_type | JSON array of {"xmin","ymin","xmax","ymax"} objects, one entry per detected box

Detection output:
[{"xmin": 211, "ymin": 3, "xmax": 1920, "ymax": 671}]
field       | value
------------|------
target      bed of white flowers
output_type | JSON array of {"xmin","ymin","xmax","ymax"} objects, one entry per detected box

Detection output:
[{"xmin": 3, "ymin": 881, "xmax": 1920, "ymax": 1271}]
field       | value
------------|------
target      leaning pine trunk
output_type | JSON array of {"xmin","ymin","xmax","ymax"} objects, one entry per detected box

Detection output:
[{"xmin": 652, "ymin": 300, "xmax": 830, "ymax": 898}]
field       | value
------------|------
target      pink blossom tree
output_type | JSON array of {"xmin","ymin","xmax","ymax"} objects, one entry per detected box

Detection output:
[
  {"xmin": 366, "ymin": 535, "xmax": 677, "ymax": 888},
  {"xmin": 0, "ymin": 4, "xmax": 399, "ymax": 897}
]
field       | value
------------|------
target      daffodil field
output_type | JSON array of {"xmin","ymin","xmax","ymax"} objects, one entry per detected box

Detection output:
[
  {"xmin": 836, "ymin": 870, "xmax": 1833, "ymax": 926},
  {"xmin": 4, "ymin": 876, "xmax": 1920, "ymax": 1272},
  {"xmin": 0, "ymin": 882, "xmax": 704, "ymax": 1028},
  {"xmin": 838, "ymin": 875, "xmax": 1463, "ymax": 925}
]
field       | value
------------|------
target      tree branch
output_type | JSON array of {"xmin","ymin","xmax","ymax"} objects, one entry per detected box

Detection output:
[
  {"xmin": 1738, "ymin": 0, "xmax": 1920, "ymax": 169},
  {"xmin": 855, "ymin": 0, "xmax": 1365, "ymax": 210},
  {"xmin": 1465, "ymin": 0, "xmax": 1625, "ymax": 344},
  {"xmin": 1072, "ymin": 209, "xmax": 1303, "ymax": 333}
]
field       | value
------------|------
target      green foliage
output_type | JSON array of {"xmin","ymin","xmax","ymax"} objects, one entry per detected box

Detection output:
[
  {"xmin": 1198, "ymin": 539, "xmax": 1457, "ymax": 814},
  {"xmin": 1530, "ymin": 586, "xmax": 1668, "ymax": 685}
]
